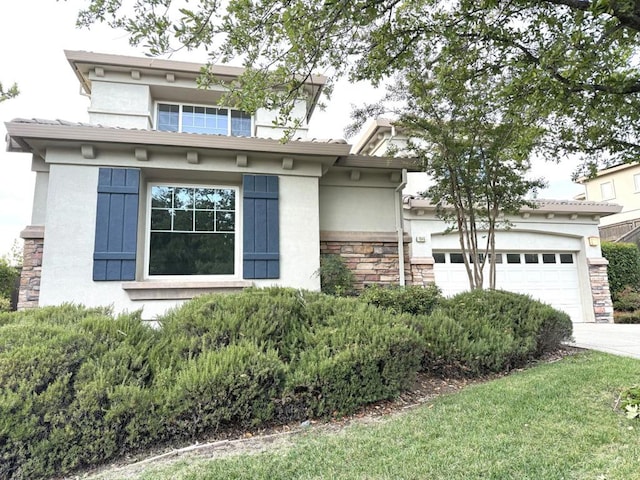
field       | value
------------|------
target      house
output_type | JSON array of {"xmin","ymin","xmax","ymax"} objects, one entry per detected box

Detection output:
[
  {"xmin": 353, "ymin": 120, "xmax": 622, "ymax": 323},
  {"xmin": 5, "ymin": 51, "xmax": 417, "ymax": 319},
  {"xmin": 4, "ymin": 52, "xmax": 620, "ymax": 323},
  {"xmin": 577, "ymin": 162, "xmax": 640, "ymax": 241}
]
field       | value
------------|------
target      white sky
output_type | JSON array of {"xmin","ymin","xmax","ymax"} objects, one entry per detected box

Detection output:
[{"xmin": 0, "ymin": 0, "xmax": 583, "ymax": 257}]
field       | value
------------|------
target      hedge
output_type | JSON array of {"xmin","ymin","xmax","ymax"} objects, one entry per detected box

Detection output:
[
  {"xmin": 0, "ymin": 287, "xmax": 572, "ymax": 478},
  {"xmin": 601, "ymin": 241, "xmax": 640, "ymax": 298}
]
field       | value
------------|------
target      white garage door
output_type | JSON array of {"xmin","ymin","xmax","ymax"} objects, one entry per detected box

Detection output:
[{"xmin": 433, "ymin": 252, "xmax": 584, "ymax": 323}]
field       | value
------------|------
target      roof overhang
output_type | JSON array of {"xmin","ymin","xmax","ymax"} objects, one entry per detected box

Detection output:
[
  {"xmin": 351, "ymin": 118, "xmax": 395, "ymax": 155},
  {"xmin": 4, "ymin": 119, "xmax": 352, "ymax": 167},
  {"xmin": 404, "ymin": 196, "xmax": 622, "ymax": 217},
  {"xmin": 64, "ymin": 50, "xmax": 327, "ymax": 122},
  {"xmin": 576, "ymin": 161, "xmax": 640, "ymax": 184}
]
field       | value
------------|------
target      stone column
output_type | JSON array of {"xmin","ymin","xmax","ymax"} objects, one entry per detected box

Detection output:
[
  {"xmin": 17, "ymin": 226, "xmax": 45, "ymax": 310},
  {"xmin": 587, "ymin": 257, "xmax": 614, "ymax": 323},
  {"xmin": 409, "ymin": 257, "xmax": 436, "ymax": 286}
]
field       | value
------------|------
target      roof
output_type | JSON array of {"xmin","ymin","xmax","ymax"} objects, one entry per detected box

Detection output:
[
  {"xmin": 403, "ymin": 195, "xmax": 622, "ymax": 216},
  {"xmin": 351, "ymin": 118, "xmax": 396, "ymax": 155},
  {"xmin": 64, "ymin": 50, "xmax": 328, "ymax": 123},
  {"xmin": 575, "ymin": 161, "xmax": 640, "ymax": 184},
  {"xmin": 5, "ymin": 118, "xmax": 415, "ymax": 172}
]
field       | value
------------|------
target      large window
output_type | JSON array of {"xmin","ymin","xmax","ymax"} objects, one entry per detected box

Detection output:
[
  {"xmin": 148, "ymin": 184, "xmax": 237, "ymax": 276},
  {"xmin": 156, "ymin": 103, "xmax": 252, "ymax": 137}
]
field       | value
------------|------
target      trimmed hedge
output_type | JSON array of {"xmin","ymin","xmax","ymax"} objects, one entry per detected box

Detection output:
[
  {"xmin": 601, "ymin": 241, "xmax": 640, "ymax": 298},
  {"xmin": 359, "ymin": 284, "xmax": 442, "ymax": 316},
  {"xmin": 0, "ymin": 287, "xmax": 571, "ymax": 478},
  {"xmin": 408, "ymin": 290, "xmax": 573, "ymax": 376}
]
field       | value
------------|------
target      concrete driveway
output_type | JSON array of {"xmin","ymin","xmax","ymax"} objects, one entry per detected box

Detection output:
[{"xmin": 569, "ymin": 323, "xmax": 640, "ymax": 359}]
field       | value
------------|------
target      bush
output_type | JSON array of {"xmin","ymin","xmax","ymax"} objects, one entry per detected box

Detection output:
[
  {"xmin": 0, "ymin": 289, "xmax": 423, "ymax": 479},
  {"xmin": 407, "ymin": 290, "xmax": 573, "ymax": 377},
  {"xmin": 359, "ymin": 284, "xmax": 442, "ymax": 316},
  {"xmin": 601, "ymin": 241, "xmax": 640, "ymax": 298},
  {"xmin": 317, "ymin": 254, "xmax": 355, "ymax": 295},
  {"xmin": 614, "ymin": 311, "xmax": 640, "ymax": 324},
  {"xmin": 612, "ymin": 287, "xmax": 640, "ymax": 312},
  {"xmin": 0, "ymin": 259, "xmax": 18, "ymax": 300}
]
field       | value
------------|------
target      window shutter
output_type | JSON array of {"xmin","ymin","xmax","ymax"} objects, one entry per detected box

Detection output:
[
  {"xmin": 93, "ymin": 168, "xmax": 140, "ymax": 281},
  {"xmin": 243, "ymin": 174, "xmax": 279, "ymax": 279}
]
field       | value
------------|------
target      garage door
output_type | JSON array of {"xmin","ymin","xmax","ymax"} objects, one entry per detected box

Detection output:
[{"xmin": 433, "ymin": 251, "xmax": 584, "ymax": 323}]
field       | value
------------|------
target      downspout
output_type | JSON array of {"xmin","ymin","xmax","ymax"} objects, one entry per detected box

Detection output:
[{"xmin": 395, "ymin": 169, "xmax": 408, "ymax": 286}]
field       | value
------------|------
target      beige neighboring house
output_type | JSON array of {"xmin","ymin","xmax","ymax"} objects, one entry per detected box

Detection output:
[
  {"xmin": 354, "ymin": 119, "xmax": 622, "ymax": 323},
  {"xmin": 577, "ymin": 162, "xmax": 640, "ymax": 241}
]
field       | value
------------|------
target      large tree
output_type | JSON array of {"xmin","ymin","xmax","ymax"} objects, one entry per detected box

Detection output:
[
  {"xmin": 76, "ymin": 0, "xmax": 640, "ymax": 166},
  {"xmin": 348, "ymin": 36, "xmax": 545, "ymax": 289}
]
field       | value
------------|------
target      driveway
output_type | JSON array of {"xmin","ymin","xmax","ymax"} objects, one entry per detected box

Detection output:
[{"xmin": 569, "ymin": 323, "xmax": 640, "ymax": 359}]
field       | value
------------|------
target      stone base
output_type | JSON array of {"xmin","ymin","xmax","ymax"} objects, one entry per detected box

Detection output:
[
  {"xmin": 588, "ymin": 258, "xmax": 614, "ymax": 323},
  {"xmin": 17, "ymin": 226, "xmax": 44, "ymax": 310}
]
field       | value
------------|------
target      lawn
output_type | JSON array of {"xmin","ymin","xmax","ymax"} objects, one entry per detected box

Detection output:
[{"xmin": 107, "ymin": 352, "xmax": 640, "ymax": 480}]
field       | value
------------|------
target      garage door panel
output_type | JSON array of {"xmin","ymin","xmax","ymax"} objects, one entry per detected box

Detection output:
[{"xmin": 434, "ymin": 251, "xmax": 583, "ymax": 323}]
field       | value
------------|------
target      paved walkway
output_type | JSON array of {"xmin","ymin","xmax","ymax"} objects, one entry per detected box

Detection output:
[{"xmin": 569, "ymin": 323, "xmax": 640, "ymax": 359}]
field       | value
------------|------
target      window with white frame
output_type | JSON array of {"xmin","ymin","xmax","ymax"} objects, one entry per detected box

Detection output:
[
  {"xmin": 634, "ymin": 173, "xmax": 640, "ymax": 192},
  {"xmin": 156, "ymin": 103, "xmax": 252, "ymax": 137},
  {"xmin": 148, "ymin": 184, "xmax": 238, "ymax": 276},
  {"xmin": 600, "ymin": 181, "xmax": 615, "ymax": 200}
]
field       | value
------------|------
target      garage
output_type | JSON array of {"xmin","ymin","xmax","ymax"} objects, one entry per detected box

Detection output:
[{"xmin": 432, "ymin": 251, "xmax": 584, "ymax": 322}]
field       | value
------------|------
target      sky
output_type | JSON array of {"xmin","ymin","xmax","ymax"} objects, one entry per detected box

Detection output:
[{"xmin": 0, "ymin": 0, "xmax": 584, "ymax": 257}]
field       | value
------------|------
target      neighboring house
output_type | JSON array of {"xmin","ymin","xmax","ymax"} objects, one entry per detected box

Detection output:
[
  {"xmin": 4, "ymin": 52, "xmax": 620, "ymax": 323},
  {"xmin": 5, "ymin": 51, "xmax": 417, "ymax": 319},
  {"xmin": 577, "ymin": 162, "xmax": 640, "ymax": 241},
  {"xmin": 354, "ymin": 120, "xmax": 622, "ymax": 323}
]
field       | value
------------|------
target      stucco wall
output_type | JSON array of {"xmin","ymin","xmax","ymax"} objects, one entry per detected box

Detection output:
[
  {"xmin": 37, "ymin": 151, "xmax": 322, "ymax": 318},
  {"xmin": 583, "ymin": 164, "xmax": 640, "ymax": 227},
  {"xmin": 89, "ymin": 81, "xmax": 153, "ymax": 129}
]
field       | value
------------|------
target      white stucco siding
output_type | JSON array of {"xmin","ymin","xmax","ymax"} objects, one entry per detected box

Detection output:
[
  {"xmin": 319, "ymin": 185, "xmax": 397, "ymax": 232},
  {"xmin": 255, "ymin": 100, "xmax": 309, "ymax": 139},
  {"xmin": 89, "ymin": 81, "xmax": 152, "ymax": 129},
  {"xmin": 39, "ymin": 164, "xmax": 135, "ymax": 311},
  {"xmin": 253, "ymin": 175, "xmax": 321, "ymax": 290}
]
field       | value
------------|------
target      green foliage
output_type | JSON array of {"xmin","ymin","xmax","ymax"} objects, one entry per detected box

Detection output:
[
  {"xmin": 612, "ymin": 287, "xmax": 640, "ymax": 312},
  {"xmin": 408, "ymin": 290, "xmax": 573, "ymax": 377},
  {"xmin": 613, "ymin": 311, "xmax": 640, "ymax": 324},
  {"xmin": 359, "ymin": 284, "xmax": 442, "ymax": 316},
  {"xmin": 0, "ymin": 258, "xmax": 18, "ymax": 302},
  {"xmin": 317, "ymin": 254, "xmax": 354, "ymax": 296},
  {"xmin": 601, "ymin": 241, "xmax": 640, "ymax": 297},
  {"xmin": 0, "ymin": 81, "xmax": 18, "ymax": 103},
  {"xmin": 621, "ymin": 385, "xmax": 640, "ymax": 419}
]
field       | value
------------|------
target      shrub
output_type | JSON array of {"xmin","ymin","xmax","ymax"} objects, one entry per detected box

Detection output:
[
  {"xmin": 0, "ymin": 259, "xmax": 18, "ymax": 301},
  {"xmin": 359, "ymin": 284, "xmax": 442, "ymax": 316},
  {"xmin": 614, "ymin": 311, "xmax": 640, "ymax": 324},
  {"xmin": 317, "ymin": 254, "xmax": 355, "ymax": 295},
  {"xmin": 601, "ymin": 241, "xmax": 640, "ymax": 298},
  {"xmin": 407, "ymin": 290, "xmax": 573, "ymax": 377},
  {"xmin": 612, "ymin": 287, "xmax": 640, "ymax": 312}
]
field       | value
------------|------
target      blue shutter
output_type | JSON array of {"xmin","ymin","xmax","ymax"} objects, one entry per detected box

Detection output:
[
  {"xmin": 93, "ymin": 168, "xmax": 140, "ymax": 281},
  {"xmin": 243, "ymin": 175, "xmax": 280, "ymax": 279}
]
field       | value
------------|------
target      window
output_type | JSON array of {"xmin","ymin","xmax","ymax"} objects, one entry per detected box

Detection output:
[
  {"xmin": 559, "ymin": 253, "xmax": 574, "ymax": 264},
  {"xmin": 148, "ymin": 184, "xmax": 238, "ymax": 276},
  {"xmin": 634, "ymin": 174, "xmax": 640, "ymax": 192},
  {"xmin": 450, "ymin": 253, "xmax": 465, "ymax": 264},
  {"xmin": 600, "ymin": 181, "xmax": 615, "ymax": 200},
  {"xmin": 156, "ymin": 103, "xmax": 252, "ymax": 137},
  {"xmin": 433, "ymin": 253, "xmax": 446, "ymax": 264},
  {"xmin": 524, "ymin": 253, "xmax": 539, "ymax": 264},
  {"xmin": 542, "ymin": 253, "xmax": 557, "ymax": 264},
  {"xmin": 506, "ymin": 253, "xmax": 521, "ymax": 264}
]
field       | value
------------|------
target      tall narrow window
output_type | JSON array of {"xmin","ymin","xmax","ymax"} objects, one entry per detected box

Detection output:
[{"xmin": 600, "ymin": 181, "xmax": 615, "ymax": 200}]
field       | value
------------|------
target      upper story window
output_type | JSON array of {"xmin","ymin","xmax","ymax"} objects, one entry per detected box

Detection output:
[
  {"xmin": 600, "ymin": 181, "xmax": 615, "ymax": 200},
  {"xmin": 156, "ymin": 103, "xmax": 252, "ymax": 137},
  {"xmin": 634, "ymin": 173, "xmax": 640, "ymax": 193}
]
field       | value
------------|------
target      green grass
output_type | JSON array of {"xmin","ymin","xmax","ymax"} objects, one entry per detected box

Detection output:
[{"xmin": 134, "ymin": 352, "xmax": 640, "ymax": 480}]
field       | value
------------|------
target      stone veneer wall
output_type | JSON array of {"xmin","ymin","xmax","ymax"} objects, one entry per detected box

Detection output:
[
  {"xmin": 17, "ymin": 226, "xmax": 44, "ymax": 310},
  {"xmin": 320, "ymin": 233, "xmax": 435, "ymax": 290},
  {"xmin": 587, "ymin": 257, "xmax": 614, "ymax": 323}
]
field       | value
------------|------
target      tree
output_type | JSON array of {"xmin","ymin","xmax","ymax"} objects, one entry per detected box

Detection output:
[
  {"xmin": 76, "ymin": 1, "xmax": 640, "ymax": 166},
  {"xmin": 349, "ymin": 37, "xmax": 545, "ymax": 289},
  {"xmin": 0, "ymin": 82, "xmax": 18, "ymax": 103}
]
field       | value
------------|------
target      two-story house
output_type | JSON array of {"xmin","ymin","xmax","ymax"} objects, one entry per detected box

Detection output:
[
  {"xmin": 577, "ymin": 163, "xmax": 640, "ymax": 241},
  {"xmin": 4, "ymin": 51, "xmax": 620, "ymax": 323}
]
